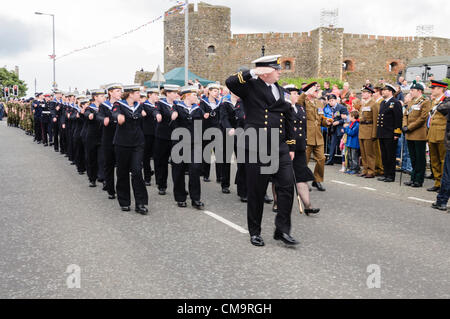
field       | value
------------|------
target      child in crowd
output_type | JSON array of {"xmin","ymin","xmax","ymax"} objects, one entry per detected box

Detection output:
[{"xmin": 343, "ymin": 111, "xmax": 360, "ymax": 174}]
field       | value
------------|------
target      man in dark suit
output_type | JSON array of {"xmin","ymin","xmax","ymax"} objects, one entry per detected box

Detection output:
[
  {"xmin": 226, "ymin": 55, "xmax": 299, "ymax": 247},
  {"xmin": 376, "ymin": 84, "xmax": 403, "ymax": 183}
]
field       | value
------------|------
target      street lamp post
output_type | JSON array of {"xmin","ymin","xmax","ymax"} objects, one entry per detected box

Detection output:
[{"xmin": 35, "ymin": 12, "xmax": 56, "ymax": 90}]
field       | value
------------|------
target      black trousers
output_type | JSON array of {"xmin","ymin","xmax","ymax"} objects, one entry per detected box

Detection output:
[
  {"xmin": 103, "ymin": 144, "xmax": 116, "ymax": 196},
  {"xmin": 74, "ymin": 136, "xmax": 85, "ymax": 173},
  {"xmin": 245, "ymin": 147, "xmax": 294, "ymax": 236},
  {"xmin": 154, "ymin": 138, "xmax": 172, "ymax": 190},
  {"xmin": 97, "ymin": 145, "xmax": 105, "ymax": 182},
  {"xmin": 52, "ymin": 121, "xmax": 59, "ymax": 150},
  {"xmin": 34, "ymin": 118, "xmax": 42, "ymax": 142},
  {"xmin": 86, "ymin": 143, "xmax": 100, "ymax": 183},
  {"xmin": 407, "ymin": 140, "xmax": 426, "ymax": 185},
  {"xmin": 59, "ymin": 124, "xmax": 66, "ymax": 153},
  {"xmin": 115, "ymin": 145, "xmax": 148, "ymax": 207},
  {"xmin": 41, "ymin": 121, "xmax": 49, "ymax": 144},
  {"xmin": 67, "ymin": 124, "xmax": 74, "ymax": 161},
  {"xmin": 143, "ymin": 134, "xmax": 156, "ymax": 183},
  {"xmin": 172, "ymin": 148, "xmax": 202, "ymax": 202},
  {"xmin": 379, "ymin": 138, "xmax": 398, "ymax": 180},
  {"xmin": 202, "ymin": 135, "xmax": 223, "ymax": 181},
  {"xmin": 221, "ymin": 131, "xmax": 234, "ymax": 189}
]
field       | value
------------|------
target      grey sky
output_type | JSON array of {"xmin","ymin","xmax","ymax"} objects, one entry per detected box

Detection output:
[{"xmin": 0, "ymin": 0, "xmax": 448, "ymax": 96}]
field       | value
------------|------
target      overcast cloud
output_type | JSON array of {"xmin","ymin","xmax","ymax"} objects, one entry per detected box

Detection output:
[{"xmin": 0, "ymin": 0, "xmax": 448, "ymax": 96}]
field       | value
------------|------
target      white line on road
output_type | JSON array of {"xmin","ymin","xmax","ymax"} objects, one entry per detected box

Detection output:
[
  {"xmin": 408, "ymin": 197, "xmax": 434, "ymax": 204},
  {"xmin": 361, "ymin": 187, "xmax": 377, "ymax": 191},
  {"xmin": 331, "ymin": 180, "xmax": 357, "ymax": 187},
  {"xmin": 204, "ymin": 211, "xmax": 249, "ymax": 234}
]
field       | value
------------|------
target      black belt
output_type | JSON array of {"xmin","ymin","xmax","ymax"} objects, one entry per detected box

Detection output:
[{"xmin": 361, "ymin": 121, "xmax": 373, "ymax": 125}]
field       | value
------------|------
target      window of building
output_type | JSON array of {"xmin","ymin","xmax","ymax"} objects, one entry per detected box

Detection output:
[
  {"xmin": 208, "ymin": 45, "xmax": 216, "ymax": 54},
  {"xmin": 389, "ymin": 61, "xmax": 398, "ymax": 73},
  {"xmin": 284, "ymin": 61, "xmax": 291, "ymax": 70},
  {"xmin": 343, "ymin": 60, "xmax": 354, "ymax": 72}
]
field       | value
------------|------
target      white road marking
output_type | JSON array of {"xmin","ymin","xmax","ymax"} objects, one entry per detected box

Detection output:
[
  {"xmin": 204, "ymin": 211, "xmax": 249, "ymax": 234},
  {"xmin": 408, "ymin": 197, "xmax": 434, "ymax": 204},
  {"xmin": 331, "ymin": 180, "xmax": 357, "ymax": 187},
  {"xmin": 361, "ymin": 187, "xmax": 377, "ymax": 191}
]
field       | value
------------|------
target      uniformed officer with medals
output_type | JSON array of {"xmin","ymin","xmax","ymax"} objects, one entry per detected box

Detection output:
[
  {"xmin": 226, "ymin": 55, "xmax": 299, "ymax": 247},
  {"xmin": 376, "ymin": 84, "xmax": 403, "ymax": 183},
  {"xmin": 402, "ymin": 81, "xmax": 431, "ymax": 188},
  {"xmin": 359, "ymin": 85, "xmax": 379, "ymax": 178}
]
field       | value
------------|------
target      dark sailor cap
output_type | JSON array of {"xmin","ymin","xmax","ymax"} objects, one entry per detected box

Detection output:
[
  {"xmin": 361, "ymin": 85, "xmax": 375, "ymax": 94},
  {"xmin": 303, "ymin": 82, "xmax": 318, "ymax": 93},
  {"xmin": 252, "ymin": 54, "xmax": 282, "ymax": 70}
]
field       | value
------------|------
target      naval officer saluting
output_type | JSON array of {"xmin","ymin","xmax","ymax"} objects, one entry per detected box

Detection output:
[{"xmin": 226, "ymin": 55, "xmax": 299, "ymax": 247}]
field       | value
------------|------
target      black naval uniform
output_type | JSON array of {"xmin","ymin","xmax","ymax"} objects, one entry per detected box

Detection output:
[
  {"xmin": 171, "ymin": 101, "xmax": 205, "ymax": 204},
  {"xmin": 200, "ymin": 97, "xmax": 223, "ymax": 182},
  {"xmin": 154, "ymin": 98, "xmax": 176, "ymax": 192},
  {"xmin": 32, "ymin": 99, "xmax": 43, "ymax": 143},
  {"xmin": 97, "ymin": 100, "xmax": 117, "ymax": 197},
  {"xmin": 292, "ymin": 103, "xmax": 315, "ymax": 183},
  {"xmin": 41, "ymin": 100, "xmax": 52, "ymax": 146},
  {"xmin": 376, "ymin": 97, "xmax": 403, "ymax": 181},
  {"xmin": 226, "ymin": 70, "xmax": 296, "ymax": 238},
  {"xmin": 72, "ymin": 105, "xmax": 86, "ymax": 174},
  {"xmin": 142, "ymin": 100, "xmax": 158, "ymax": 185},
  {"xmin": 84, "ymin": 104, "xmax": 103, "ymax": 185},
  {"xmin": 49, "ymin": 98, "xmax": 61, "ymax": 151},
  {"xmin": 112, "ymin": 100, "xmax": 149, "ymax": 208}
]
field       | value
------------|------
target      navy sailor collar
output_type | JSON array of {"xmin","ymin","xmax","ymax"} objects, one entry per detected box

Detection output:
[
  {"xmin": 178, "ymin": 101, "xmax": 200, "ymax": 114},
  {"xmin": 89, "ymin": 103, "xmax": 99, "ymax": 112},
  {"xmin": 117, "ymin": 100, "xmax": 140, "ymax": 113}
]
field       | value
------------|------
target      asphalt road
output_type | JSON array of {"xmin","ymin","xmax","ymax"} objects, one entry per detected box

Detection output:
[{"xmin": 1, "ymin": 120, "xmax": 449, "ymax": 299}]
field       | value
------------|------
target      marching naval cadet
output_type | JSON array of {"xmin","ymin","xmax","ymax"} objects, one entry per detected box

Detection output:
[
  {"xmin": 41, "ymin": 94, "xmax": 52, "ymax": 147},
  {"xmin": 50, "ymin": 90, "xmax": 63, "ymax": 152},
  {"xmin": 284, "ymin": 84, "xmax": 320, "ymax": 216},
  {"xmin": 65, "ymin": 92, "xmax": 77, "ymax": 163},
  {"xmin": 402, "ymin": 81, "xmax": 431, "ymax": 188},
  {"xmin": 73, "ymin": 96, "xmax": 88, "ymax": 175},
  {"xmin": 153, "ymin": 84, "xmax": 180, "ymax": 196},
  {"xmin": 220, "ymin": 91, "xmax": 248, "ymax": 202},
  {"xmin": 97, "ymin": 83, "xmax": 123, "ymax": 200},
  {"xmin": 112, "ymin": 85, "xmax": 149, "ymax": 215},
  {"xmin": 358, "ymin": 85, "xmax": 379, "ymax": 179},
  {"xmin": 226, "ymin": 54, "xmax": 299, "ymax": 247},
  {"xmin": 32, "ymin": 93, "xmax": 44, "ymax": 144},
  {"xmin": 142, "ymin": 88, "xmax": 160, "ymax": 186},
  {"xmin": 171, "ymin": 86, "xmax": 209, "ymax": 209},
  {"xmin": 84, "ymin": 89, "xmax": 106, "ymax": 188},
  {"xmin": 376, "ymin": 83, "xmax": 403, "ymax": 183},
  {"xmin": 200, "ymin": 83, "xmax": 223, "ymax": 184}
]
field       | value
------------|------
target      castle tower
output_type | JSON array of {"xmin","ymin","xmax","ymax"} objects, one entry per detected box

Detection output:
[{"xmin": 164, "ymin": 2, "xmax": 231, "ymax": 82}]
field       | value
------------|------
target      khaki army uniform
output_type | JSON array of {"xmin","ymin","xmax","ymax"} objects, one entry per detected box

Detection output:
[
  {"xmin": 374, "ymin": 97, "xmax": 384, "ymax": 175},
  {"xmin": 299, "ymin": 93, "xmax": 330, "ymax": 183},
  {"xmin": 359, "ymin": 98, "xmax": 379, "ymax": 176},
  {"xmin": 428, "ymin": 95, "xmax": 447, "ymax": 188},
  {"xmin": 403, "ymin": 96, "xmax": 431, "ymax": 185}
]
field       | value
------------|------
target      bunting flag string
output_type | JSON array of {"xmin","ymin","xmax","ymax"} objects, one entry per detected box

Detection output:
[{"xmin": 53, "ymin": 1, "xmax": 186, "ymax": 61}]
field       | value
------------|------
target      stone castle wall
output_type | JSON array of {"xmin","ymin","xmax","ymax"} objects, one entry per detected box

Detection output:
[{"xmin": 164, "ymin": 2, "xmax": 450, "ymax": 87}]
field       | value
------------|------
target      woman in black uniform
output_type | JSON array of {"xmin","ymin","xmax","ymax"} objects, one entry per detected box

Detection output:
[
  {"xmin": 142, "ymin": 88, "xmax": 160, "ymax": 186},
  {"xmin": 171, "ymin": 86, "xmax": 210, "ymax": 209},
  {"xmin": 284, "ymin": 85, "xmax": 320, "ymax": 216},
  {"xmin": 112, "ymin": 85, "xmax": 149, "ymax": 215},
  {"xmin": 84, "ymin": 89, "xmax": 105, "ymax": 188},
  {"xmin": 97, "ymin": 83, "xmax": 123, "ymax": 200},
  {"xmin": 73, "ymin": 96, "xmax": 88, "ymax": 175},
  {"xmin": 153, "ymin": 84, "xmax": 180, "ymax": 195}
]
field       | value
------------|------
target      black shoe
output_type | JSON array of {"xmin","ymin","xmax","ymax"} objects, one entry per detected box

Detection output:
[
  {"xmin": 411, "ymin": 183, "xmax": 423, "ymax": 188},
  {"xmin": 432, "ymin": 202, "xmax": 448, "ymax": 211},
  {"xmin": 274, "ymin": 230, "xmax": 300, "ymax": 246},
  {"xmin": 378, "ymin": 177, "xmax": 387, "ymax": 182},
  {"xmin": 108, "ymin": 194, "xmax": 116, "ymax": 200},
  {"xmin": 145, "ymin": 181, "xmax": 152, "ymax": 187},
  {"xmin": 70, "ymin": 162, "xmax": 76, "ymax": 166},
  {"xmin": 78, "ymin": 171, "xmax": 85, "ymax": 175},
  {"xmin": 404, "ymin": 181, "xmax": 414, "ymax": 186},
  {"xmin": 50, "ymin": 142, "xmax": 54, "ymax": 146},
  {"xmin": 37, "ymin": 141, "xmax": 42, "ymax": 145},
  {"xmin": 240, "ymin": 197, "xmax": 248, "ymax": 203},
  {"xmin": 384, "ymin": 178, "xmax": 395, "ymax": 183},
  {"xmin": 44, "ymin": 143, "xmax": 48, "ymax": 147},
  {"xmin": 54, "ymin": 149, "xmax": 59, "ymax": 152},
  {"xmin": 102, "ymin": 182, "xmax": 107, "ymax": 191},
  {"xmin": 425, "ymin": 174, "xmax": 434, "ymax": 180},
  {"xmin": 121, "ymin": 206, "xmax": 131, "ymax": 212},
  {"xmin": 325, "ymin": 161, "xmax": 334, "ymax": 166},
  {"xmin": 272, "ymin": 204, "xmax": 278, "ymax": 213},
  {"xmin": 158, "ymin": 189, "xmax": 166, "ymax": 196},
  {"xmin": 203, "ymin": 178, "xmax": 211, "ymax": 183},
  {"xmin": 305, "ymin": 208, "xmax": 320, "ymax": 216},
  {"xmin": 312, "ymin": 182, "xmax": 326, "ymax": 192},
  {"xmin": 135, "ymin": 205, "xmax": 149, "ymax": 215},
  {"xmin": 178, "ymin": 202, "xmax": 187, "ymax": 208},
  {"xmin": 427, "ymin": 186, "xmax": 441, "ymax": 192},
  {"xmin": 89, "ymin": 181, "xmax": 96, "ymax": 188},
  {"xmin": 192, "ymin": 201, "xmax": 205, "ymax": 210},
  {"xmin": 250, "ymin": 235, "xmax": 265, "ymax": 247},
  {"xmin": 264, "ymin": 195, "xmax": 274, "ymax": 204},
  {"xmin": 98, "ymin": 179, "xmax": 105, "ymax": 183},
  {"xmin": 222, "ymin": 188, "xmax": 231, "ymax": 194}
]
